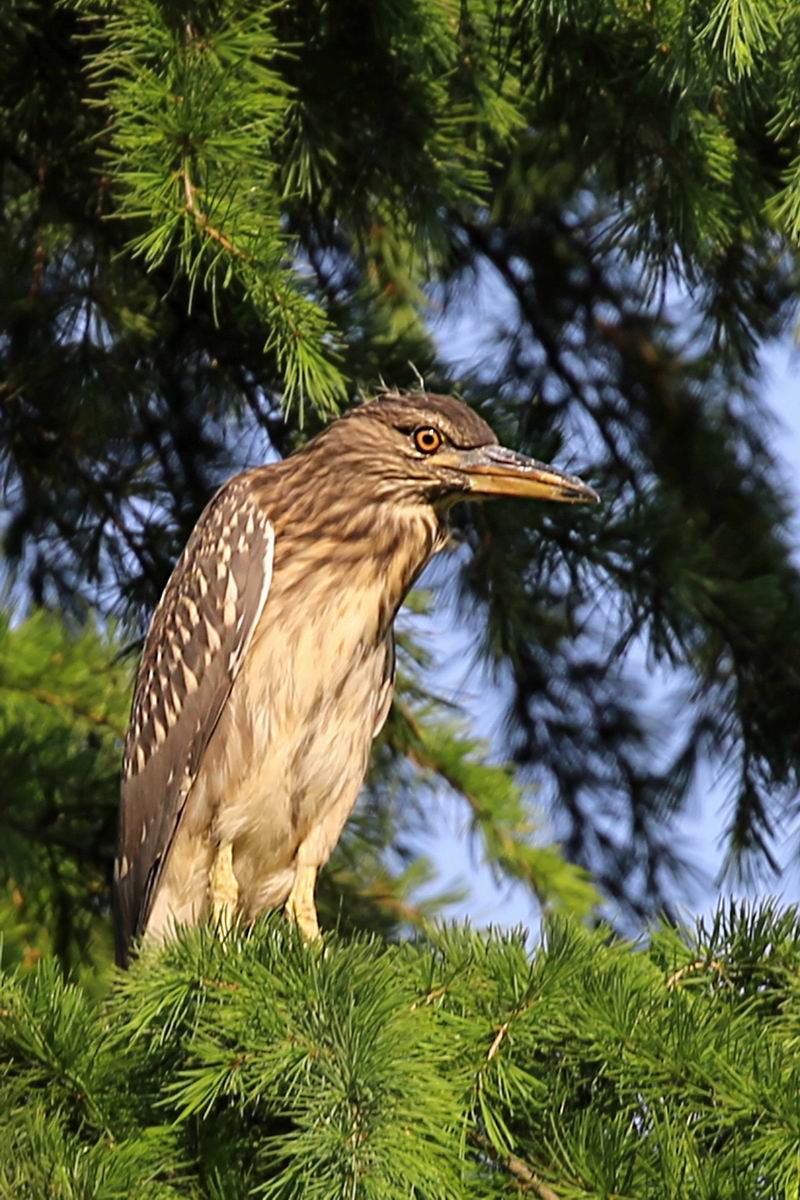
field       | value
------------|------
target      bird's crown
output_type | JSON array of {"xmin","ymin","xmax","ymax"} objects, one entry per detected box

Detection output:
[{"xmin": 346, "ymin": 390, "xmax": 498, "ymax": 450}]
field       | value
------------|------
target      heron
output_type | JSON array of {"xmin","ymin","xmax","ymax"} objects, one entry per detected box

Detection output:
[{"xmin": 114, "ymin": 391, "xmax": 598, "ymax": 965}]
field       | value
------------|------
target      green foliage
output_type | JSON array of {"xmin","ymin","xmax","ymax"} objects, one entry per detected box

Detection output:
[
  {"xmin": 2, "ymin": 901, "xmax": 799, "ymax": 1197},
  {"xmin": 4, "ymin": 0, "xmax": 800, "ymax": 937},
  {"xmin": 86, "ymin": 0, "xmax": 345, "ymax": 415},
  {"xmin": 5, "ymin": 10, "xmax": 800, "ymax": 1189},
  {"xmin": 0, "ymin": 613, "xmax": 128, "ymax": 983},
  {"xmin": 701, "ymin": 0, "xmax": 780, "ymax": 78}
]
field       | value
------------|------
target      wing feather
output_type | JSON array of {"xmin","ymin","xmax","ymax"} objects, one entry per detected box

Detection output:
[
  {"xmin": 114, "ymin": 475, "xmax": 274, "ymax": 965},
  {"xmin": 372, "ymin": 635, "xmax": 395, "ymax": 740}
]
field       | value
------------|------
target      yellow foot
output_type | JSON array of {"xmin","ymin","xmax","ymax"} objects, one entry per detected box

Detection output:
[
  {"xmin": 209, "ymin": 842, "xmax": 239, "ymax": 934},
  {"xmin": 284, "ymin": 862, "xmax": 320, "ymax": 942}
]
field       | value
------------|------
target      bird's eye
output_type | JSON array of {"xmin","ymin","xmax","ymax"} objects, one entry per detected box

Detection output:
[{"xmin": 412, "ymin": 426, "xmax": 443, "ymax": 454}]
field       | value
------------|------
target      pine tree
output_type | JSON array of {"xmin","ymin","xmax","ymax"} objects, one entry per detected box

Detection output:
[
  {"xmin": 2, "ymin": 902, "xmax": 800, "ymax": 1197},
  {"xmin": 2, "ymin": 0, "xmax": 800, "ymax": 1043},
  {"xmin": 4, "ymin": 3, "xmax": 800, "ymax": 1190}
]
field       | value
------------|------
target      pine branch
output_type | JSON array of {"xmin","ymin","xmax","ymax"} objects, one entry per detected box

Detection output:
[
  {"xmin": 470, "ymin": 1133, "xmax": 560, "ymax": 1199},
  {"xmin": 181, "ymin": 163, "xmax": 243, "ymax": 260},
  {"xmin": 3, "ymin": 901, "xmax": 799, "ymax": 1196},
  {"xmin": 0, "ymin": 681, "xmax": 125, "ymax": 736}
]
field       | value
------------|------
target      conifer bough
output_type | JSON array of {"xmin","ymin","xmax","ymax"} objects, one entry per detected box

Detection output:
[{"xmin": 3, "ymin": 902, "xmax": 799, "ymax": 1197}]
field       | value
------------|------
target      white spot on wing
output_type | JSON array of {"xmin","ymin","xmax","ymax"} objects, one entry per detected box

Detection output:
[
  {"xmin": 182, "ymin": 661, "xmax": 199, "ymax": 694},
  {"xmin": 228, "ymin": 516, "xmax": 274, "ymax": 675},
  {"xmin": 223, "ymin": 570, "xmax": 238, "ymax": 626}
]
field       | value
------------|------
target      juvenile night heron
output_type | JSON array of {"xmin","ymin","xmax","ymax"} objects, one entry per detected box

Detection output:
[{"xmin": 114, "ymin": 391, "xmax": 598, "ymax": 965}]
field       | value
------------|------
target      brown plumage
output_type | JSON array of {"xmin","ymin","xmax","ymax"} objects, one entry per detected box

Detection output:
[{"xmin": 114, "ymin": 391, "xmax": 598, "ymax": 965}]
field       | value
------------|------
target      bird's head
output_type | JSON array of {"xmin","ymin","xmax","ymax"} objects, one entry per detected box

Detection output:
[{"xmin": 321, "ymin": 391, "xmax": 599, "ymax": 509}]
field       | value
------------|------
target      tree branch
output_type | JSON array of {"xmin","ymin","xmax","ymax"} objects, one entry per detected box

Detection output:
[{"xmin": 470, "ymin": 1132, "xmax": 561, "ymax": 1199}]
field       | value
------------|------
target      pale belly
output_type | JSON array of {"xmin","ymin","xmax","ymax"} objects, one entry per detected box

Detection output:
[
  {"xmin": 150, "ymin": 616, "xmax": 394, "ymax": 930},
  {"xmin": 216, "ymin": 634, "xmax": 390, "ymax": 915}
]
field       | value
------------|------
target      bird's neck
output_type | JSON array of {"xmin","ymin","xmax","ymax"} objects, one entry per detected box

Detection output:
[
  {"xmin": 366, "ymin": 502, "xmax": 449, "ymax": 630},
  {"xmin": 273, "ymin": 498, "xmax": 448, "ymax": 643}
]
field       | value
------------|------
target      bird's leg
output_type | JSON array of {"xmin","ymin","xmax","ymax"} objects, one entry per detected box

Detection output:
[
  {"xmin": 209, "ymin": 841, "xmax": 239, "ymax": 934},
  {"xmin": 284, "ymin": 862, "xmax": 320, "ymax": 941}
]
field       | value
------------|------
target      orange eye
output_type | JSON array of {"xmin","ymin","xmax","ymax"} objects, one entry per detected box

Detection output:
[{"xmin": 413, "ymin": 426, "xmax": 443, "ymax": 454}]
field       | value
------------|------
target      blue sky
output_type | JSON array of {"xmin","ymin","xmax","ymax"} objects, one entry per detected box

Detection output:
[{"xmin": 411, "ymin": 290, "xmax": 800, "ymax": 933}]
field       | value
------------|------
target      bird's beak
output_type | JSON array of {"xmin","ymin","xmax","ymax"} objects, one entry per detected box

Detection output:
[{"xmin": 454, "ymin": 445, "xmax": 600, "ymax": 505}]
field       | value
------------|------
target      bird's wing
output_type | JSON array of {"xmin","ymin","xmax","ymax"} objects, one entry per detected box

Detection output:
[
  {"xmin": 372, "ymin": 635, "xmax": 396, "ymax": 740},
  {"xmin": 114, "ymin": 475, "xmax": 274, "ymax": 965}
]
